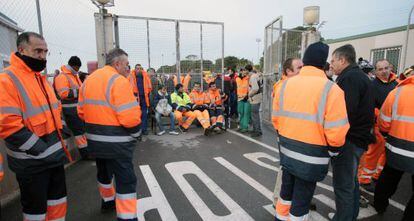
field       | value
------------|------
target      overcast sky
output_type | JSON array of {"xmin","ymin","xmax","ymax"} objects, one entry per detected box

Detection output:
[{"xmin": 1, "ymin": 0, "xmax": 413, "ymax": 71}]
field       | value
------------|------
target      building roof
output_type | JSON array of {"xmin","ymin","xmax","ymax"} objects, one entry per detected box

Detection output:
[
  {"xmin": 324, "ymin": 24, "xmax": 414, "ymax": 44},
  {"xmin": 0, "ymin": 11, "xmax": 23, "ymax": 32}
]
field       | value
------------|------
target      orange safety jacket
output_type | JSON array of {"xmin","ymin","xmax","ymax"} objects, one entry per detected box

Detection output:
[
  {"xmin": 0, "ymin": 53, "xmax": 68, "ymax": 174},
  {"xmin": 236, "ymin": 76, "xmax": 249, "ymax": 99},
  {"xmin": 183, "ymin": 74, "xmax": 192, "ymax": 92},
  {"xmin": 128, "ymin": 69, "xmax": 152, "ymax": 107},
  {"xmin": 272, "ymin": 66, "xmax": 350, "ymax": 182},
  {"xmin": 54, "ymin": 65, "xmax": 82, "ymax": 108},
  {"xmin": 378, "ymin": 75, "xmax": 414, "ymax": 173},
  {"xmin": 207, "ymin": 88, "xmax": 222, "ymax": 106},
  {"xmin": 78, "ymin": 65, "xmax": 142, "ymax": 159},
  {"xmin": 173, "ymin": 75, "xmax": 184, "ymax": 86},
  {"xmin": 189, "ymin": 90, "xmax": 209, "ymax": 106}
]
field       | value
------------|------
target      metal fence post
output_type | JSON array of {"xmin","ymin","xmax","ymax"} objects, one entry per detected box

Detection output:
[
  {"xmin": 146, "ymin": 19, "xmax": 151, "ymax": 69},
  {"xmin": 114, "ymin": 15, "xmax": 119, "ymax": 48},
  {"xmin": 175, "ymin": 20, "xmax": 181, "ymax": 79},
  {"xmin": 269, "ymin": 24, "xmax": 274, "ymax": 74},
  {"xmin": 200, "ymin": 23, "xmax": 204, "ymax": 91}
]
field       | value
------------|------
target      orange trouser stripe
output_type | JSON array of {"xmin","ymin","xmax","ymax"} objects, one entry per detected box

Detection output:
[
  {"xmin": 275, "ymin": 198, "xmax": 291, "ymax": 220},
  {"xmin": 116, "ymin": 193, "xmax": 137, "ymax": 219},
  {"xmin": 98, "ymin": 182, "xmax": 115, "ymax": 201},
  {"xmin": 75, "ymin": 134, "xmax": 87, "ymax": 149},
  {"xmin": 47, "ymin": 197, "xmax": 67, "ymax": 220}
]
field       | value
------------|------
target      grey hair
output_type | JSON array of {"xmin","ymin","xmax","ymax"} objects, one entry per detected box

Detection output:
[
  {"xmin": 375, "ymin": 59, "xmax": 389, "ymax": 69},
  {"xmin": 332, "ymin": 44, "xmax": 356, "ymax": 64},
  {"xmin": 105, "ymin": 48, "xmax": 128, "ymax": 65}
]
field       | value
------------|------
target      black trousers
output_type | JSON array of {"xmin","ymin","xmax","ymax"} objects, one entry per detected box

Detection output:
[
  {"xmin": 16, "ymin": 165, "xmax": 67, "ymax": 219},
  {"xmin": 374, "ymin": 164, "xmax": 414, "ymax": 221}
]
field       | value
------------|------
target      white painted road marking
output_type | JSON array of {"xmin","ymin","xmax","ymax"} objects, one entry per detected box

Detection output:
[
  {"xmin": 215, "ymin": 157, "xmax": 327, "ymax": 220},
  {"xmin": 165, "ymin": 161, "xmax": 254, "ymax": 221},
  {"xmin": 231, "ymin": 129, "xmax": 406, "ymax": 212},
  {"xmin": 243, "ymin": 152, "xmax": 279, "ymax": 171},
  {"xmin": 137, "ymin": 165, "xmax": 178, "ymax": 221}
]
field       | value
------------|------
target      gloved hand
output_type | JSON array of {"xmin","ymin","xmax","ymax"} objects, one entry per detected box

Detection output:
[{"xmin": 26, "ymin": 139, "xmax": 48, "ymax": 156}]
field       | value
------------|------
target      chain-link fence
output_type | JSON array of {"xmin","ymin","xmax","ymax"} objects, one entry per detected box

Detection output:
[
  {"xmin": 114, "ymin": 15, "xmax": 224, "ymax": 93},
  {"xmin": 262, "ymin": 16, "xmax": 304, "ymax": 123},
  {"xmin": 0, "ymin": 0, "xmax": 97, "ymax": 75}
]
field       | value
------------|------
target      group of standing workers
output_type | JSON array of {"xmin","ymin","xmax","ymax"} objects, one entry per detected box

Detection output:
[
  {"xmin": 272, "ymin": 42, "xmax": 414, "ymax": 221},
  {"xmin": 0, "ymin": 32, "xmax": 141, "ymax": 221}
]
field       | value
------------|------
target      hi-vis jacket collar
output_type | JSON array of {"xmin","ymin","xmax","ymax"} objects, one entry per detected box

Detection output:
[
  {"xmin": 298, "ymin": 66, "xmax": 326, "ymax": 78},
  {"xmin": 10, "ymin": 52, "xmax": 39, "ymax": 75},
  {"xmin": 397, "ymin": 75, "xmax": 414, "ymax": 87},
  {"xmin": 61, "ymin": 65, "xmax": 78, "ymax": 76}
]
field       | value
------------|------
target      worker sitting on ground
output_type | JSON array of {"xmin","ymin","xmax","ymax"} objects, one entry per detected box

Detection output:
[
  {"xmin": 171, "ymin": 83, "xmax": 196, "ymax": 132},
  {"xmin": 207, "ymin": 82, "xmax": 225, "ymax": 132},
  {"xmin": 189, "ymin": 82, "xmax": 213, "ymax": 136}
]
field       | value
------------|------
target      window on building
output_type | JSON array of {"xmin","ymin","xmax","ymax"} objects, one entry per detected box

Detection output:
[{"xmin": 371, "ymin": 46, "xmax": 402, "ymax": 72}]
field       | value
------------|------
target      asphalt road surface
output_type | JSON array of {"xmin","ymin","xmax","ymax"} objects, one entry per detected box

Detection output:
[{"xmin": 3, "ymin": 124, "xmax": 411, "ymax": 221}]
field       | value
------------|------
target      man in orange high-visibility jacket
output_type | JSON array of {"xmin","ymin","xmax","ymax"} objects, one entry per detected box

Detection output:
[
  {"xmin": 183, "ymin": 72, "xmax": 192, "ymax": 93},
  {"xmin": 373, "ymin": 72, "xmax": 414, "ymax": 220},
  {"xmin": 54, "ymin": 56, "xmax": 89, "ymax": 159},
  {"xmin": 189, "ymin": 82, "xmax": 212, "ymax": 136},
  {"xmin": 128, "ymin": 64, "xmax": 152, "ymax": 135},
  {"xmin": 236, "ymin": 69, "xmax": 250, "ymax": 132},
  {"xmin": 358, "ymin": 59, "xmax": 398, "ymax": 192},
  {"xmin": 271, "ymin": 57, "xmax": 303, "ymax": 208},
  {"xmin": 78, "ymin": 48, "xmax": 141, "ymax": 220},
  {"xmin": 173, "ymin": 74, "xmax": 184, "ymax": 86},
  {"xmin": 207, "ymin": 82, "xmax": 225, "ymax": 131},
  {"xmin": 0, "ymin": 153, "xmax": 3, "ymax": 217},
  {"xmin": 273, "ymin": 42, "xmax": 349, "ymax": 221},
  {"xmin": 0, "ymin": 32, "xmax": 69, "ymax": 221}
]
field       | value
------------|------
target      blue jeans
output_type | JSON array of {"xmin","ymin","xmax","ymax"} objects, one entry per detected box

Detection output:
[
  {"xmin": 331, "ymin": 140, "xmax": 365, "ymax": 221},
  {"xmin": 140, "ymin": 98, "xmax": 148, "ymax": 133},
  {"xmin": 155, "ymin": 112, "xmax": 175, "ymax": 132}
]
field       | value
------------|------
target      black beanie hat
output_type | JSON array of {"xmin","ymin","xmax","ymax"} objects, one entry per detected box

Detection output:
[
  {"xmin": 68, "ymin": 56, "xmax": 82, "ymax": 67},
  {"xmin": 302, "ymin": 42, "xmax": 329, "ymax": 69}
]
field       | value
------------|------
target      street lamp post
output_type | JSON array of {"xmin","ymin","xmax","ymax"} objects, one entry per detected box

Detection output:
[
  {"xmin": 402, "ymin": 4, "xmax": 414, "ymax": 72},
  {"xmin": 256, "ymin": 38, "xmax": 261, "ymax": 65}
]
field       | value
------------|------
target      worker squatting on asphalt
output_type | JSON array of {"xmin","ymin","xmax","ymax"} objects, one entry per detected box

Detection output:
[{"xmin": 0, "ymin": 32, "xmax": 414, "ymax": 221}]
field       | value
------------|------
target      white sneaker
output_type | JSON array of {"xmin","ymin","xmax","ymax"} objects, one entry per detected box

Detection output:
[
  {"xmin": 169, "ymin": 130, "xmax": 179, "ymax": 135},
  {"xmin": 157, "ymin": 130, "xmax": 166, "ymax": 136},
  {"xmin": 328, "ymin": 212, "xmax": 335, "ymax": 220}
]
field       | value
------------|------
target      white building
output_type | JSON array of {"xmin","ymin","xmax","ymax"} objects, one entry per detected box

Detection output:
[
  {"xmin": 0, "ymin": 12, "xmax": 23, "ymax": 70},
  {"xmin": 326, "ymin": 25, "xmax": 414, "ymax": 74}
]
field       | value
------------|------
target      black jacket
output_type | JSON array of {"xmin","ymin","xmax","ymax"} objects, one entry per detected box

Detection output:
[
  {"xmin": 372, "ymin": 76, "xmax": 398, "ymax": 109},
  {"xmin": 336, "ymin": 64, "xmax": 375, "ymax": 150}
]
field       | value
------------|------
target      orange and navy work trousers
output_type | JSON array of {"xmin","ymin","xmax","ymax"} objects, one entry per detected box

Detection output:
[
  {"xmin": 275, "ymin": 169, "xmax": 316, "ymax": 221},
  {"xmin": 16, "ymin": 165, "xmax": 67, "ymax": 221},
  {"xmin": 193, "ymin": 110, "xmax": 211, "ymax": 129},
  {"xmin": 62, "ymin": 107, "xmax": 87, "ymax": 150},
  {"xmin": 359, "ymin": 127, "xmax": 386, "ymax": 184},
  {"xmin": 174, "ymin": 110, "xmax": 196, "ymax": 129},
  {"xmin": 209, "ymin": 108, "xmax": 224, "ymax": 128},
  {"xmin": 96, "ymin": 158, "xmax": 137, "ymax": 221}
]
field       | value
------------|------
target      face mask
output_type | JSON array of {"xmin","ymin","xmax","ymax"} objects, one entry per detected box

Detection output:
[{"xmin": 17, "ymin": 52, "xmax": 47, "ymax": 72}]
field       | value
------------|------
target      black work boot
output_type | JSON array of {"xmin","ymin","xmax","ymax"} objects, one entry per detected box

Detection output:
[{"xmin": 101, "ymin": 200, "xmax": 116, "ymax": 213}]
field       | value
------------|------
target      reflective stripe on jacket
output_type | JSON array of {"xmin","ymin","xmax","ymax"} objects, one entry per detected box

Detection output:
[
  {"xmin": 128, "ymin": 70, "xmax": 152, "ymax": 106},
  {"xmin": 189, "ymin": 90, "xmax": 209, "ymax": 105},
  {"xmin": 272, "ymin": 66, "xmax": 349, "ymax": 182},
  {"xmin": 0, "ymin": 53, "xmax": 66, "ymax": 174},
  {"xmin": 54, "ymin": 65, "xmax": 82, "ymax": 108},
  {"xmin": 78, "ymin": 65, "xmax": 141, "ymax": 159},
  {"xmin": 378, "ymin": 76, "xmax": 414, "ymax": 173}
]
